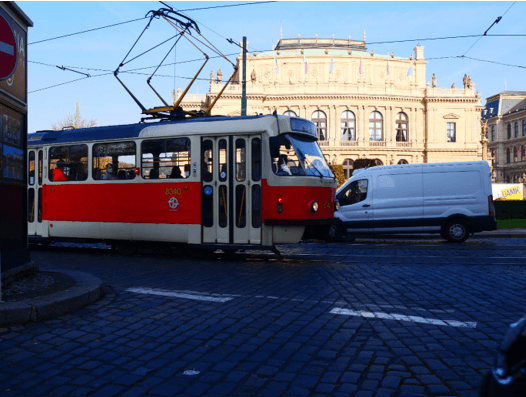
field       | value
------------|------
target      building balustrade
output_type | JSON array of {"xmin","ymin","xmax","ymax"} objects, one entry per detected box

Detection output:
[{"xmin": 340, "ymin": 141, "xmax": 360, "ymax": 146}]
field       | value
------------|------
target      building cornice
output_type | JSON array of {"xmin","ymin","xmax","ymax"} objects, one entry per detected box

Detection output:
[{"xmin": 206, "ymin": 92, "xmax": 479, "ymax": 105}]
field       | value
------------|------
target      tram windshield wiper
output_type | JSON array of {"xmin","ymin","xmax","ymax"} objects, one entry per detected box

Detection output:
[{"xmin": 304, "ymin": 155, "xmax": 324, "ymax": 179}]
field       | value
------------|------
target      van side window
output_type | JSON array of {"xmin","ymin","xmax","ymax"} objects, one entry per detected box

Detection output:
[{"xmin": 340, "ymin": 179, "xmax": 368, "ymax": 206}]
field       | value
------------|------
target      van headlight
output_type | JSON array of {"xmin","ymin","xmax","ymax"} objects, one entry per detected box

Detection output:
[
  {"xmin": 335, "ymin": 199, "xmax": 340, "ymax": 211},
  {"xmin": 311, "ymin": 201, "xmax": 318, "ymax": 213}
]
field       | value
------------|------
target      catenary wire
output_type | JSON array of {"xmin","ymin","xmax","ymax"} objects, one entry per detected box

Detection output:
[
  {"xmin": 463, "ymin": 1, "xmax": 516, "ymax": 56},
  {"xmin": 29, "ymin": 2, "xmax": 276, "ymax": 46},
  {"xmin": 177, "ymin": 1, "xmax": 275, "ymax": 12},
  {"xmin": 29, "ymin": 18, "xmax": 148, "ymax": 45}
]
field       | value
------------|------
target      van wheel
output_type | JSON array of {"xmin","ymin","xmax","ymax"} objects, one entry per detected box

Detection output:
[
  {"xmin": 326, "ymin": 221, "xmax": 345, "ymax": 241},
  {"xmin": 444, "ymin": 220, "xmax": 469, "ymax": 243}
]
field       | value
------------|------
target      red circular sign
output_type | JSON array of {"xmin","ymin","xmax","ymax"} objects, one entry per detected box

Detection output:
[{"xmin": 0, "ymin": 14, "xmax": 17, "ymax": 80}]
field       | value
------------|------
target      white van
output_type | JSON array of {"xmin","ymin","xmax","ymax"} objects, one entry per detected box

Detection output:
[{"xmin": 333, "ymin": 161, "xmax": 497, "ymax": 242}]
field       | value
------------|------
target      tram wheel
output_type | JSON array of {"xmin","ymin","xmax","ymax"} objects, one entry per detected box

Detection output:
[{"xmin": 116, "ymin": 243, "xmax": 138, "ymax": 255}]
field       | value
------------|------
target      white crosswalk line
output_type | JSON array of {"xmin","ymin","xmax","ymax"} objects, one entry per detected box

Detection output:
[
  {"xmin": 330, "ymin": 308, "xmax": 477, "ymax": 328},
  {"xmin": 126, "ymin": 287, "xmax": 236, "ymax": 302}
]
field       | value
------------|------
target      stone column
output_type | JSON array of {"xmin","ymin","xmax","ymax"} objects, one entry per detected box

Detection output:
[
  {"xmin": 359, "ymin": 105, "xmax": 365, "ymax": 144},
  {"xmin": 412, "ymin": 107, "xmax": 417, "ymax": 146},
  {"xmin": 330, "ymin": 105, "xmax": 337, "ymax": 144},
  {"xmin": 387, "ymin": 106, "xmax": 394, "ymax": 146}
]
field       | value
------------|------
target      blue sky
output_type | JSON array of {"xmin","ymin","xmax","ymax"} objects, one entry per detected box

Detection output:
[{"xmin": 22, "ymin": 1, "xmax": 525, "ymax": 133}]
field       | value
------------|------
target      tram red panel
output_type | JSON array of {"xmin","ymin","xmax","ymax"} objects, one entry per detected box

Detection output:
[
  {"xmin": 261, "ymin": 179, "xmax": 336, "ymax": 222},
  {"xmin": 43, "ymin": 182, "xmax": 202, "ymax": 224}
]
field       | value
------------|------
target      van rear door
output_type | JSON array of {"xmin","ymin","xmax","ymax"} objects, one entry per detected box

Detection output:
[{"xmin": 423, "ymin": 164, "xmax": 484, "ymax": 224}]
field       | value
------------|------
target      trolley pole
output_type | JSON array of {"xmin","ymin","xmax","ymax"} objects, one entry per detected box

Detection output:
[{"xmin": 241, "ymin": 36, "xmax": 247, "ymax": 116}]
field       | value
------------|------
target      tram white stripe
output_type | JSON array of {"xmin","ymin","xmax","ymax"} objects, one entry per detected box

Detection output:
[
  {"xmin": 126, "ymin": 287, "xmax": 235, "ymax": 302},
  {"xmin": 330, "ymin": 308, "xmax": 477, "ymax": 328}
]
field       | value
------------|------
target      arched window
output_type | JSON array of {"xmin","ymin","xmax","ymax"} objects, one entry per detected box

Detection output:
[
  {"xmin": 506, "ymin": 175, "xmax": 511, "ymax": 183},
  {"xmin": 312, "ymin": 110, "xmax": 327, "ymax": 141},
  {"xmin": 398, "ymin": 159, "xmax": 408, "ymax": 164},
  {"xmin": 522, "ymin": 146, "xmax": 525, "ymax": 161},
  {"xmin": 343, "ymin": 158, "xmax": 353, "ymax": 179},
  {"xmin": 341, "ymin": 111, "xmax": 356, "ymax": 141},
  {"xmin": 369, "ymin": 111, "xmax": 383, "ymax": 141},
  {"xmin": 508, "ymin": 124, "xmax": 511, "ymax": 139},
  {"xmin": 523, "ymin": 120, "xmax": 526, "ymax": 136},
  {"xmin": 374, "ymin": 159, "xmax": 383, "ymax": 166},
  {"xmin": 284, "ymin": 110, "xmax": 297, "ymax": 117},
  {"xmin": 491, "ymin": 126, "xmax": 495, "ymax": 141},
  {"xmin": 507, "ymin": 148, "xmax": 511, "ymax": 163},
  {"xmin": 515, "ymin": 122, "xmax": 519, "ymax": 138},
  {"xmin": 514, "ymin": 147, "xmax": 518, "ymax": 162},
  {"xmin": 396, "ymin": 112, "xmax": 408, "ymax": 142}
]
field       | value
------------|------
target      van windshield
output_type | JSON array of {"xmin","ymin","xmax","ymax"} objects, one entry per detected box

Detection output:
[{"xmin": 272, "ymin": 134, "xmax": 334, "ymax": 178}]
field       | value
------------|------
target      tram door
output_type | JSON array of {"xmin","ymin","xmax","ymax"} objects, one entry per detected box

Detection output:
[
  {"xmin": 201, "ymin": 136, "xmax": 262, "ymax": 245},
  {"xmin": 27, "ymin": 149, "xmax": 45, "ymax": 237}
]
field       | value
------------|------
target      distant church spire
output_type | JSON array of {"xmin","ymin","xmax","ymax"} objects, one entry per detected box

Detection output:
[{"xmin": 363, "ymin": 29, "xmax": 366, "ymax": 42}]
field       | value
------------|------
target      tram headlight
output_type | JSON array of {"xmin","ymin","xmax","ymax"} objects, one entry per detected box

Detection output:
[
  {"xmin": 311, "ymin": 201, "xmax": 318, "ymax": 213},
  {"xmin": 335, "ymin": 199, "xmax": 340, "ymax": 211}
]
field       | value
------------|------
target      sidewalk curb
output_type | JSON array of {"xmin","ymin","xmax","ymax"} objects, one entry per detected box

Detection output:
[{"xmin": 0, "ymin": 270, "xmax": 103, "ymax": 327}]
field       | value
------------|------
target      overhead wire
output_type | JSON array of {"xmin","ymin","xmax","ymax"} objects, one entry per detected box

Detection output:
[
  {"xmin": 28, "ymin": 0, "xmax": 526, "ymax": 95},
  {"xmin": 462, "ymin": 1, "xmax": 516, "ymax": 56},
  {"xmin": 177, "ymin": 1, "xmax": 276, "ymax": 13},
  {"xmin": 29, "ymin": 1, "xmax": 276, "ymax": 46},
  {"xmin": 29, "ymin": 17, "xmax": 148, "ymax": 45}
]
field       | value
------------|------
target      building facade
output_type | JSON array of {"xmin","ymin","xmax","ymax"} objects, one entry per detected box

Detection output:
[
  {"xmin": 180, "ymin": 35, "xmax": 486, "ymax": 179},
  {"xmin": 482, "ymin": 91, "xmax": 526, "ymax": 183}
]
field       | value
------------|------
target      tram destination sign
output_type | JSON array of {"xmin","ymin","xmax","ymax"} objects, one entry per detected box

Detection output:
[{"xmin": 0, "ymin": 14, "xmax": 17, "ymax": 80}]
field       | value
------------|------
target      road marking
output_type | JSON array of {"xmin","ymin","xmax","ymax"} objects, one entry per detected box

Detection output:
[
  {"xmin": 330, "ymin": 308, "xmax": 477, "ymax": 328},
  {"xmin": 126, "ymin": 287, "xmax": 236, "ymax": 302}
]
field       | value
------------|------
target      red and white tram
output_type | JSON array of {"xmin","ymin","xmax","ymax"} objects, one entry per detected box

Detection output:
[{"xmin": 27, "ymin": 114, "xmax": 337, "ymax": 254}]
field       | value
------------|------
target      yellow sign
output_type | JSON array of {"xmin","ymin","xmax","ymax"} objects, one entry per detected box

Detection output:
[{"xmin": 500, "ymin": 185, "xmax": 523, "ymax": 200}]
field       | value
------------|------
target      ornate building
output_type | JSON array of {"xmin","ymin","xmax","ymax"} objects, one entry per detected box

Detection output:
[
  {"xmin": 179, "ymin": 34, "xmax": 486, "ymax": 179},
  {"xmin": 482, "ymin": 91, "xmax": 526, "ymax": 183}
]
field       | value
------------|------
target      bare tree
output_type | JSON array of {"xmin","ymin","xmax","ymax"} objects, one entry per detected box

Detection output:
[{"xmin": 51, "ymin": 103, "xmax": 97, "ymax": 130}]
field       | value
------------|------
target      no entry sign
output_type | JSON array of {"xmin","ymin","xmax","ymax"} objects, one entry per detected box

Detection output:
[{"xmin": 0, "ymin": 14, "xmax": 17, "ymax": 80}]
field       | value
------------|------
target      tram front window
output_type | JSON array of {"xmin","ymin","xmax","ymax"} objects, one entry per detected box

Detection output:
[{"xmin": 272, "ymin": 134, "xmax": 334, "ymax": 178}]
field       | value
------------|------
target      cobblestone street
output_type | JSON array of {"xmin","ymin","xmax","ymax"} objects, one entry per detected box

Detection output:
[{"xmin": 2, "ymin": 236, "xmax": 525, "ymax": 397}]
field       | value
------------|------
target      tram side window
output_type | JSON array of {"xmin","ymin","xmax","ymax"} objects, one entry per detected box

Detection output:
[
  {"xmin": 49, "ymin": 145, "xmax": 88, "ymax": 182},
  {"xmin": 141, "ymin": 138, "xmax": 191, "ymax": 180},
  {"xmin": 93, "ymin": 142, "xmax": 136, "ymax": 180},
  {"xmin": 29, "ymin": 151, "xmax": 35, "ymax": 185}
]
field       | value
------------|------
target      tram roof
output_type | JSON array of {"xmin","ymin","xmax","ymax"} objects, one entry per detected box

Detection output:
[{"xmin": 28, "ymin": 114, "xmax": 280, "ymax": 146}]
